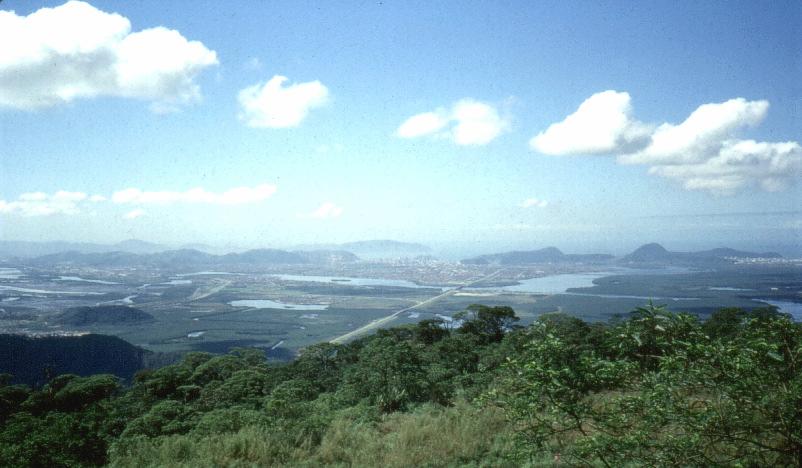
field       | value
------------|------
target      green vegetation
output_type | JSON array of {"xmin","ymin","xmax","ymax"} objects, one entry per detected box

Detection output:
[
  {"xmin": 0, "ymin": 303, "xmax": 800, "ymax": 467},
  {"xmin": 0, "ymin": 334, "xmax": 152, "ymax": 387},
  {"xmin": 58, "ymin": 306, "xmax": 154, "ymax": 326}
]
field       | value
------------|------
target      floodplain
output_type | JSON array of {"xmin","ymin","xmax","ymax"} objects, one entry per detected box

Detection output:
[{"xmin": 1, "ymin": 258, "xmax": 799, "ymax": 359}]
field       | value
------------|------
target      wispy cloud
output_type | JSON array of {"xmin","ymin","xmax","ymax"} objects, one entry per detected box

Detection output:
[
  {"xmin": 244, "ymin": 57, "xmax": 263, "ymax": 71},
  {"xmin": 530, "ymin": 91, "xmax": 802, "ymax": 195},
  {"xmin": 0, "ymin": 1, "xmax": 218, "ymax": 111},
  {"xmin": 520, "ymin": 198, "xmax": 549, "ymax": 208},
  {"xmin": 396, "ymin": 99, "xmax": 509, "ymax": 146},
  {"xmin": 1, "ymin": 183, "xmax": 278, "ymax": 217},
  {"xmin": 303, "ymin": 202, "xmax": 343, "ymax": 219},
  {"xmin": 639, "ymin": 210, "xmax": 802, "ymax": 219},
  {"xmin": 0, "ymin": 190, "xmax": 104, "ymax": 216},
  {"xmin": 111, "ymin": 184, "xmax": 277, "ymax": 205},
  {"xmin": 490, "ymin": 222, "xmax": 604, "ymax": 233},
  {"xmin": 397, "ymin": 111, "xmax": 449, "ymax": 139},
  {"xmin": 491, "ymin": 222, "xmax": 537, "ymax": 231},
  {"xmin": 238, "ymin": 75, "xmax": 329, "ymax": 128},
  {"xmin": 123, "ymin": 208, "xmax": 146, "ymax": 219}
]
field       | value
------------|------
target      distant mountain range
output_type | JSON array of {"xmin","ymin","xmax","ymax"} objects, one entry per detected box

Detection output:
[
  {"xmin": 620, "ymin": 243, "xmax": 782, "ymax": 265},
  {"xmin": 461, "ymin": 243, "xmax": 782, "ymax": 266},
  {"xmin": 107, "ymin": 239, "xmax": 166, "ymax": 254},
  {"xmin": 293, "ymin": 240, "xmax": 432, "ymax": 259},
  {"xmin": 177, "ymin": 242, "xmax": 233, "ymax": 255},
  {"xmin": 0, "ymin": 239, "xmax": 167, "ymax": 258},
  {"xmin": 0, "ymin": 239, "xmax": 431, "ymax": 260},
  {"xmin": 461, "ymin": 247, "xmax": 614, "ymax": 265},
  {"xmin": 24, "ymin": 248, "xmax": 359, "ymax": 268},
  {"xmin": 3, "ymin": 240, "xmax": 784, "ymax": 268}
]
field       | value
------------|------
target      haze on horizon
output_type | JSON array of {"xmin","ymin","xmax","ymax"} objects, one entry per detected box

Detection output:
[{"xmin": 1, "ymin": 1, "xmax": 800, "ymax": 255}]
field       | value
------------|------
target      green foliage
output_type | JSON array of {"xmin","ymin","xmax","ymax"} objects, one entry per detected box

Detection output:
[
  {"xmin": 121, "ymin": 399, "xmax": 198, "ymax": 438},
  {"xmin": 109, "ymin": 402, "xmax": 517, "ymax": 468},
  {"xmin": 49, "ymin": 374, "xmax": 120, "ymax": 413},
  {"xmin": 492, "ymin": 303, "xmax": 802, "ymax": 466},
  {"xmin": 0, "ymin": 411, "xmax": 109, "ymax": 467},
  {"xmin": 341, "ymin": 336, "xmax": 429, "ymax": 412},
  {"xmin": 0, "ymin": 375, "xmax": 121, "ymax": 466},
  {"xmin": 611, "ymin": 302, "xmax": 706, "ymax": 369},
  {"xmin": 311, "ymin": 402, "xmax": 517, "ymax": 467},
  {"xmin": 415, "ymin": 318, "xmax": 450, "ymax": 344},
  {"xmin": 703, "ymin": 305, "xmax": 787, "ymax": 339},
  {"xmin": 0, "ymin": 333, "xmax": 148, "ymax": 387},
  {"xmin": 457, "ymin": 304, "xmax": 520, "ymax": 343},
  {"xmin": 0, "ymin": 382, "xmax": 30, "ymax": 422},
  {"xmin": 1, "ymin": 302, "xmax": 800, "ymax": 467},
  {"xmin": 135, "ymin": 352, "xmax": 213, "ymax": 400},
  {"xmin": 199, "ymin": 368, "xmax": 272, "ymax": 409},
  {"xmin": 191, "ymin": 407, "xmax": 270, "ymax": 436}
]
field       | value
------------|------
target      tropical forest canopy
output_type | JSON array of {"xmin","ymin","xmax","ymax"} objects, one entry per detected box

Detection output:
[{"xmin": 1, "ymin": 303, "xmax": 800, "ymax": 467}]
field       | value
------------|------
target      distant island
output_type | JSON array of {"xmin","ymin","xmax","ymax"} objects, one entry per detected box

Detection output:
[
  {"xmin": 22, "ymin": 248, "xmax": 359, "ymax": 268},
  {"xmin": 0, "ymin": 239, "xmax": 167, "ymax": 258},
  {"xmin": 461, "ymin": 246, "xmax": 614, "ymax": 265},
  {"xmin": 293, "ymin": 239, "xmax": 432, "ymax": 259},
  {"xmin": 461, "ymin": 243, "xmax": 783, "ymax": 267},
  {"xmin": 620, "ymin": 243, "xmax": 782, "ymax": 265},
  {"xmin": 1, "ymin": 238, "xmax": 437, "ymax": 265}
]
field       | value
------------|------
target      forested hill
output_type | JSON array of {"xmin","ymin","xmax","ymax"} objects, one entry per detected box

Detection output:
[
  {"xmin": 57, "ymin": 305, "xmax": 154, "ymax": 326},
  {"xmin": 0, "ymin": 333, "xmax": 150, "ymax": 387},
  {"xmin": 460, "ymin": 243, "xmax": 783, "ymax": 266},
  {"xmin": 0, "ymin": 304, "xmax": 800, "ymax": 467},
  {"xmin": 294, "ymin": 240, "xmax": 432, "ymax": 259},
  {"xmin": 621, "ymin": 242, "xmax": 783, "ymax": 265}
]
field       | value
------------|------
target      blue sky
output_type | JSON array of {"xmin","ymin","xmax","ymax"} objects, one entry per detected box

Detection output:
[{"xmin": 1, "ymin": 1, "xmax": 800, "ymax": 255}]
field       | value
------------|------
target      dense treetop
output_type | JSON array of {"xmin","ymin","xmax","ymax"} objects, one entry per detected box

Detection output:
[{"xmin": 0, "ymin": 303, "xmax": 799, "ymax": 467}]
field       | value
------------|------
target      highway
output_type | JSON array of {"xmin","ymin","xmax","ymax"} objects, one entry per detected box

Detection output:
[{"xmin": 329, "ymin": 269, "xmax": 503, "ymax": 344}]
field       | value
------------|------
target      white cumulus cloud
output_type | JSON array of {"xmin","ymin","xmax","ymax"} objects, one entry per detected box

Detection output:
[
  {"xmin": 619, "ymin": 98, "xmax": 769, "ymax": 166},
  {"xmin": 646, "ymin": 139, "xmax": 802, "ymax": 195},
  {"xmin": 0, "ymin": 1, "xmax": 218, "ymax": 111},
  {"xmin": 306, "ymin": 202, "xmax": 343, "ymax": 219},
  {"xmin": 0, "ymin": 190, "xmax": 89, "ymax": 216},
  {"xmin": 520, "ymin": 198, "xmax": 549, "ymax": 208},
  {"xmin": 618, "ymin": 98, "xmax": 799, "ymax": 195},
  {"xmin": 529, "ymin": 90, "xmax": 652, "ymax": 155},
  {"xmin": 111, "ymin": 184, "xmax": 278, "ymax": 205},
  {"xmin": 396, "ymin": 111, "xmax": 449, "ymax": 138},
  {"xmin": 531, "ymin": 91, "xmax": 801, "ymax": 195},
  {"xmin": 396, "ymin": 99, "xmax": 508, "ymax": 146},
  {"xmin": 238, "ymin": 75, "xmax": 329, "ymax": 128}
]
